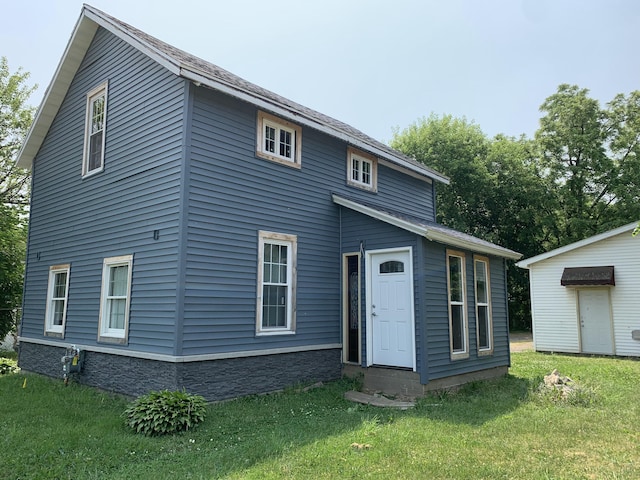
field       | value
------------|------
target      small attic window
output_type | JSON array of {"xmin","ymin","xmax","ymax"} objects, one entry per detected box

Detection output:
[
  {"xmin": 560, "ymin": 266, "xmax": 615, "ymax": 286},
  {"xmin": 256, "ymin": 111, "xmax": 302, "ymax": 168},
  {"xmin": 347, "ymin": 147, "xmax": 377, "ymax": 192}
]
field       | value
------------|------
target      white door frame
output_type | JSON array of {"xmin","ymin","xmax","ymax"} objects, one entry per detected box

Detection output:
[
  {"xmin": 577, "ymin": 288, "xmax": 615, "ymax": 355},
  {"xmin": 365, "ymin": 246, "xmax": 416, "ymax": 371}
]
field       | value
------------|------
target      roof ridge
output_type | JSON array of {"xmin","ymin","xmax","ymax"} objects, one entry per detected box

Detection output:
[{"xmin": 82, "ymin": 5, "xmax": 448, "ymax": 183}]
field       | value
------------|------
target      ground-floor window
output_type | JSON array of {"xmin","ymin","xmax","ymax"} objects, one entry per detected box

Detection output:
[
  {"xmin": 98, "ymin": 255, "xmax": 133, "ymax": 344},
  {"xmin": 474, "ymin": 255, "xmax": 493, "ymax": 355},
  {"xmin": 45, "ymin": 264, "xmax": 70, "ymax": 336},
  {"xmin": 447, "ymin": 250, "xmax": 469, "ymax": 359},
  {"xmin": 256, "ymin": 231, "xmax": 297, "ymax": 335}
]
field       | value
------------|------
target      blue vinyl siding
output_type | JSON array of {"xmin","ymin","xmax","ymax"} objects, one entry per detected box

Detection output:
[
  {"xmin": 183, "ymin": 88, "xmax": 344, "ymax": 355},
  {"xmin": 21, "ymin": 27, "xmax": 185, "ymax": 354},
  {"xmin": 182, "ymin": 86, "xmax": 436, "ymax": 356},
  {"xmin": 423, "ymin": 239, "xmax": 510, "ymax": 381},
  {"xmin": 338, "ymin": 208, "xmax": 420, "ymax": 368}
]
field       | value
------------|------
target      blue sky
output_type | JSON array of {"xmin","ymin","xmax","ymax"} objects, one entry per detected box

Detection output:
[{"xmin": 3, "ymin": 0, "xmax": 639, "ymax": 144}]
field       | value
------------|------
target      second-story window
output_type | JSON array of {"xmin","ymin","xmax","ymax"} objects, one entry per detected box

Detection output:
[
  {"xmin": 82, "ymin": 81, "xmax": 108, "ymax": 177},
  {"xmin": 257, "ymin": 111, "xmax": 302, "ymax": 168},
  {"xmin": 347, "ymin": 147, "xmax": 377, "ymax": 192}
]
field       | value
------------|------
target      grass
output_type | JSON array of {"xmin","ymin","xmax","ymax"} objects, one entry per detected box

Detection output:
[{"xmin": 1, "ymin": 351, "xmax": 638, "ymax": 479}]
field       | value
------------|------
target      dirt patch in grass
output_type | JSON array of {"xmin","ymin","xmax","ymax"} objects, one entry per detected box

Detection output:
[{"xmin": 510, "ymin": 332, "xmax": 533, "ymax": 352}]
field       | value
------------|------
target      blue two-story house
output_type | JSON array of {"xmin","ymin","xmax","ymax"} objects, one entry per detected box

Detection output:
[{"xmin": 16, "ymin": 5, "xmax": 521, "ymax": 400}]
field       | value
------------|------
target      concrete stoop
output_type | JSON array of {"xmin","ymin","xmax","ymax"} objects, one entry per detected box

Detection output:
[
  {"xmin": 344, "ymin": 390, "xmax": 415, "ymax": 409},
  {"xmin": 343, "ymin": 364, "xmax": 509, "ymax": 401}
]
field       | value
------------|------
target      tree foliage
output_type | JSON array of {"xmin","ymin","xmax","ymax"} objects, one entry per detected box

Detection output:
[
  {"xmin": 536, "ymin": 84, "xmax": 640, "ymax": 244},
  {"xmin": 0, "ymin": 205, "xmax": 27, "ymax": 339},
  {"xmin": 0, "ymin": 57, "xmax": 35, "ymax": 339},
  {"xmin": 1, "ymin": 57, "xmax": 35, "ymax": 206},
  {"xmin": 391, "ymin": 85, "xmax": 640, "ymax": 330},
  {"xmin": 391, "ymin": 116, "xmax": 551, "ymax": 329}
]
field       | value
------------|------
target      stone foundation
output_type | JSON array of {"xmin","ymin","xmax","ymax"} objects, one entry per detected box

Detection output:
[{"xmin": 18, "ymin": 342, "xmax": 342, "ymax": 401}]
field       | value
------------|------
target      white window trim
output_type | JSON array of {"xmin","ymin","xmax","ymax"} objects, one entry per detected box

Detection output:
[
  {"xmin": 82, "ymin": 81, "xmax": 108, "ymax": 178},
  {"xmin": 474, "ymin": 255, "xmax": 493, "ymax": 355},
  {"xmin": 44, "ymin": 264, "xmax": 71, "ymax": 337},
  {"xmin": 347, "ymin": 147, "xmax": 378, "ymax": 191},
  {"xmin": 256, "ymin": 111, "xmax": 302, "ymax": 168},
  {"xmin": 256, "ymin": 231, "xmax": 297, "ymax": 335},
  {"xmin": 447, "ymin": 250, "xmax": 469, "ymax": 360},
  {"xmin": 98, "ymin": 254, "xmax": 133, "ymax": 344}
]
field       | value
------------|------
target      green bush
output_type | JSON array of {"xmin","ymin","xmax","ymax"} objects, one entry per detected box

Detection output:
[
  {"xmin": 124, "ymin": 389, "xmax": 207, "ymax": 436},
  {"xmin": 0, "ymin": 358, "xmax": 19, "ymax": 375}
]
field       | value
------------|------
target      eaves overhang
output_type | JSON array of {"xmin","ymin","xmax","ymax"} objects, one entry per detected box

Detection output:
[
  {"xmin": 333, "ymin": 194, "xmax": 522, "ymax": 260},
  {"xmin": 516, "ymin": 221, "xmax": 639, "ymax": 269}
]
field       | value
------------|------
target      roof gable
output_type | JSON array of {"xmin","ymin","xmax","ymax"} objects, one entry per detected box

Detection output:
[
  {"xmin": 16, "ymin": 4, "xmax": 448, "ymax": 185},
  {"xmin": 516, "ymin": 221, "xmax": 639, "ymax": 269}
]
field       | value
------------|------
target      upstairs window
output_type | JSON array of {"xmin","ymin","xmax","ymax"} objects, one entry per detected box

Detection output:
[
  {"xmin": 98, "ymin": 255, "xmax": 133, "ymax": 344},
  {"xmin": 45, "ymin": 264, "xmax": 70, "ymax": 336},
  {"xmin": 257, "ymin": 111, "xmax": 302, "ymax": 168},
  {"xmin": 347, "ymin": 147, "xmax": 377, "ymax": 191},
  {"xmin": 83, "ymin": 81, "xmax": 108, "ymax": 177},
  {"xmin": 474, "ymin": 256, "xmax": 493, "ymax": 355},
  {"xmin": 256, "ymin": 231, "xmax": 297, "ymax": 335},
  {"xmin": 447, "ymin": 250, "xmax": 468, "ymax": 359}
]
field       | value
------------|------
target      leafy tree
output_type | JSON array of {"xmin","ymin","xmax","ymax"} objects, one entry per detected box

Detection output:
[
  {"xmin": 391, "ymin": 116, "xmax": 551, "ymax": 330},
  {"xmin": 536, "ymin": 84, "xmax": 640, "ymax": 245},
  {"xmin": 0, "ymin": 57, "xmax": 36, "ymax": 340},
  {"xmin": 391, "ymin": 114, "xmax": 492, "ymax": 234},
  {"xmin": 0, "ymin": 205, "xmax": 27, "ymax": 340}
]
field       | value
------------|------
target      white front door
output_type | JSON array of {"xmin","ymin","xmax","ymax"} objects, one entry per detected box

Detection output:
[
  {"xmin": 367, "ymin": 248, "xmax": 415, "ymax": 369},
  {"xmin": 578, "ymin": 289, "xmax": 614, "ymax": 355}
]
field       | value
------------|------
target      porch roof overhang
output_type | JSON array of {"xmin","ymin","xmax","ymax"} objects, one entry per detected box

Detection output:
[
  {"xmin": 332, "ymin": 194, "xmax": 522, "ymax": 260},
  {"xmin": 560, "ymin": 266, "xmax": 615, "ymax": 287}
]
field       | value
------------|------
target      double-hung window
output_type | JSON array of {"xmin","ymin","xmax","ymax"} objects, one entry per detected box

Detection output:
[
  {"xmin": 256, "ymin": 111, "xmax": 302, "ymax": 168},
  {"xmin": 447, "ymin": 250, "xmax": 468, "ymax": 359},
  {"xmin": 347, "ymin": 147, "xmax": 377, "ymax": 191},
  {"xmin": 257, "ymin": 231, "xmax": 297, "ymax": 335},
  {"xmin": 82, "ymin": 81, "xmax": 108, "ymax": 177},
  {"xmin": 44, "ymin": 264, "xmax": 70, "ymax": 336},
  {"xmin": 98, "ymin": 255, "xmax": 133, "ymax": 343},
  {"xmin": 474, "ymin": 256, "xmax": 493, "ymax": 355}
]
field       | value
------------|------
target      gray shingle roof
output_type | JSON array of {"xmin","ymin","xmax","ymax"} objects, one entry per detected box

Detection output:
[
  {"xmin": 86, "ymin": 5, "xmax": 448, "ymax": 184},
  {"xmin": 333, "ymin": 193, "xmax": 522, "ymax": 260}
]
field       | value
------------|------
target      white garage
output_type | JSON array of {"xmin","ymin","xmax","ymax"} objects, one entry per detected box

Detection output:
[{"xmin": 516, "ymin": 222, "xmax": 640, "ymax": 357}]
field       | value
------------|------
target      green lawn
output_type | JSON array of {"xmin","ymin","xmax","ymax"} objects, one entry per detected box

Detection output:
[{"xmin": 1, "ymin": 351, "xmax": 638, "ymax": 479}]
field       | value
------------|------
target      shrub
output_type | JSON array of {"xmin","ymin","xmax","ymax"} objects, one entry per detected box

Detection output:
[
  {"xmin": 0, "ymin": 358, "xmax": 19, "ymax": 375},
  {"xmin": 124, "ymin": 389, "xmax": 207, "ymax": 436}
]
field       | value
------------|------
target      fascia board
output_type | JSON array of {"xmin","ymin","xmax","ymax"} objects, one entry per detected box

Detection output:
[
  {"xmin": 332, "ymin": 194, "xmax": 426, "ymax": 235},
  {"xmin": 516, "ymin": 221, "xmax": 638, "ymax": 268},
  {"xmin": 182, "ymin": 67, "xmax": 448, "ymax": 185},
  {"xmin": 83, "ymin": 8, "xmax": 181, "ymax": 76},
  {"xmin": 333, "ymin": 194, "xmax": 522, "ymax": 260},
  {"xmin": 425, "ymin": 230, "xmax": 522, "ymax": 260},
  {"xmin": 16, "ymin": 13, "xmax": 98, "ymax": 169}
]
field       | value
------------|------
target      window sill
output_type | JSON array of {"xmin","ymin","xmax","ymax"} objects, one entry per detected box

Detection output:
[
  {"xmin": 450, "ymin": 352, "xmax": 469, "ymax": 361},
  {"xmin": 346, "ymin": 180, "xmax": 377, "ymax": 192},
  {"xmin": 256, "ymin": 150, "xmax": 301, "ymax": 169},
  {"xmin": 82, "ymin": 168, "xmax": 104, "ymax": 179},
  {"xmin": 256, "ymin": 330, "xmax": 296, "ymax": 337},
  {"xmin": 44, "ymin": 331, "xmax": 64, "ymax": 339},
  {"xmin": 97, "ymin": 335, "xmax": 128, "ymax": 345}
]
